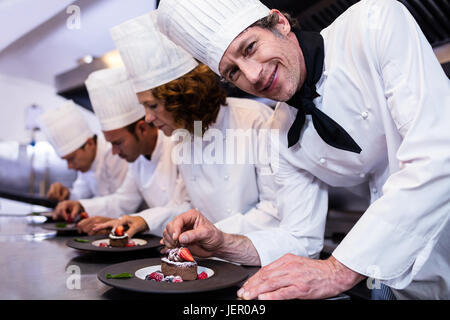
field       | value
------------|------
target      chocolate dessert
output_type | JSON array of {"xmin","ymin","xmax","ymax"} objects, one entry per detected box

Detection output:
[
  {"xmin": 108, "ymin": 225, "xmax": 129, "ymax": 247},
  {"xmin": 161, "ymin": 247, "xmax": 198, "ymax": 281}
]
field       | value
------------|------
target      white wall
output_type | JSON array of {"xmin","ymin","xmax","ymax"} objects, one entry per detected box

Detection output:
[
  {"xmin": 0, "ymin": 0, "xmax": 157, "ymax": 85},
  {"xmin": 0, "ymin": 72, "xmax": 100, "ymax": 144}
]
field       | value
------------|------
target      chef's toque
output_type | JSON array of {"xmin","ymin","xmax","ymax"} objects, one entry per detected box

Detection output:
[
  {"xmin": 110, "ymin": 11, "xmax": 198, "ymax": 93},
  {"xmin": 85, "ymin": 66, "xmax": 145, "ymax": 131},
  {"xmin": 39, "ymin": 100, "xmax": 94, "ymax": 157},
  {"xmin": 156, "ymin": 0, "xmax": 269, "ymax": 75}
]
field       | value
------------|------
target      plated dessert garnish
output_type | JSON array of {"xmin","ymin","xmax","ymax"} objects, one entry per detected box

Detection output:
[
  {"xmin": 142, "ymin": 247, "xmax": 210, "ymax": 282},
  {"xmin": 161, "ymin": 247, "xmax": 198, "ymax": 281},
  {"xmin": 108, "ymin": 226, "xmax": 132, "ymax": 247}
]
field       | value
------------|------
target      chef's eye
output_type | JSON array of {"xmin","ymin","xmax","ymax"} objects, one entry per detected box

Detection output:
[
  {"xmin": 228, "ymin": 67, "xmax": 240, "ymax": 82},
  {"xmin": 245, "ymin": 41, "xmax": 256, "ymax": 56},
  {"xmin": 146, "ymin": 104, "xmax": 157, "ymax": 110}
]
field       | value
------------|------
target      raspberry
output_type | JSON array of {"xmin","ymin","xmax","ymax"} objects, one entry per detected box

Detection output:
[
  {"xmin": 125, "ymin": 241, "xmax": 136, "ymax": 247},
  {"xmin": 146, "ymin": 271, "xmax": 164, "ymax": 282},
  {"xmin": 99, "ymin": 242, "xmax": 108, "ymax": 247},
  {"xmin": 197, "ymin": 272, "xmax": 208, "ymax": 280},
  {"xmin": 172, "ymin": 276, "xmax": 183, "ymax": 283}
]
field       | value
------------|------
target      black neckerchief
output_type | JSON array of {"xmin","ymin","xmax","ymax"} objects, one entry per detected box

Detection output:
[{"xmin": 286, "ymin": 29, "xmax": 362, "ymax": 154}]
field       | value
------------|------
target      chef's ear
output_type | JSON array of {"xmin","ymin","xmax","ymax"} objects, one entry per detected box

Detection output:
[
  {"xmin": 269, "ymin": 9, "xmax": 292, "ymax": 36},
  {"xmin": 82, "ymin": 135, "xmax": 97, "ymax": 150},
  {"xmin": 135, "ymin": 119, "xmax": 149, "ymax": 138}
]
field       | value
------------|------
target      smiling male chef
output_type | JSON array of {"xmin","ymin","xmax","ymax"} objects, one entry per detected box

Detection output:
[
  {"xmin": 39, "ymin": 100, "xmax": 128, "ymax": 205},
  {"xmin": 156, "ymin": 0, "xmax": 450, "ymax": 299},
  {"xmin": 53, "ymin": 66, "xmax": 181, "ymax": 234}
]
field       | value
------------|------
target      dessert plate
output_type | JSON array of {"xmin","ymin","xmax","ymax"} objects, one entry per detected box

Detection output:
[
  {"xmin": 66, "ymin": 234, "xmax": 162, "ymax": 253},
  {"xmin": 97, "ymin": 258, "xmax": 249, "ymax": 294}
]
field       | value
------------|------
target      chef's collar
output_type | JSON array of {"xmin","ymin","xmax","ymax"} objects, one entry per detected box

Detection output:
[
  {"xmin": 89, "ymin": 134, "xmax": 102, "ymax": 172},
  {"xmin": 285, "ymin": 29, "xmax": 362, "ymax": 153},
  {"xmin": 287, "ymin": 29, "xmax": 324, "ymax": 103},
  {"xmin": 145, "ymin": 129, "xmax": 163, "ymax": 162}
]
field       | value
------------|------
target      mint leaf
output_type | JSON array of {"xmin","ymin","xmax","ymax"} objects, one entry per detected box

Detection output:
[
  {"xmin": 74, "ymin": 238, "xmax": 90, "ymax": 243},
  {"xmin": 106, "ymin": 272, "xmax": 133, "ymax": 279}
]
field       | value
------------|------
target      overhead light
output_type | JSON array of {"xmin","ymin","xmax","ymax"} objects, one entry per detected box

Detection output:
[
  {"xmin": 101, "ymin": 50, "xmax": 124, "ymax": 68},
  {"xmin": 77, "ymin": 55, "xmax": 94, "ymax": 65}
]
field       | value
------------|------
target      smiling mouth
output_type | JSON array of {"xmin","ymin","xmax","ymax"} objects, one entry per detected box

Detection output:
[{"xmin": 262, "ymin": 65, "xmax": 278, "ymax": 92}]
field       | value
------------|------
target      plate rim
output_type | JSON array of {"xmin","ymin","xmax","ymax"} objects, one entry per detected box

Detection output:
[
  {"xmin": 97, "ymin": 257, "xmax": 249, "ymax": 294},
  {"xmin": 41, "ymin": 222, "xmax": 78, "ymax": 231},
  {"xmin": 66, "ymin": 234, "xmax": 162, "ymax": 253}
]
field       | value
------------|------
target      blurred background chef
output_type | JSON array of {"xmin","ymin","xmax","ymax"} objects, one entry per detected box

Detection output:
[
  {"xmin": 38, "ymin": 100, "xmax": 128, "ymax": 210},
  {"xmin": 54, "ymin": 66, "xmax": 180, "ymax": 234}
]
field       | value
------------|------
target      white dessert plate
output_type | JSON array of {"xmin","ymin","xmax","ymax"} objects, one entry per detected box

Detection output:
[{"xmin": 66, "ymin": 235, "xmax": 162, "ymax": 253}]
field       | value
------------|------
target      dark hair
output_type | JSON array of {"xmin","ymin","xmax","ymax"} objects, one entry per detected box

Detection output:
[
  {"xmin": 80, "ymin": 134, "xmax": 97, "ymax": 149},
  {"xmin": 249, "ymin": 11, "xmax": 299, "ymax": 32},
  {"xmin": 124, "ymin": 117, "xmax": 149, "ymax": 139},
  {"xmin": 151, "ymin": 64, "xmax": 227, "ymax": 134}
]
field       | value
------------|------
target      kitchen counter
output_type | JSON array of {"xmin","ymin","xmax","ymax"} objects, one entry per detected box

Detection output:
[{"xmin": 0, "ymin": 197, "xmax": 357, "ymax": 301}]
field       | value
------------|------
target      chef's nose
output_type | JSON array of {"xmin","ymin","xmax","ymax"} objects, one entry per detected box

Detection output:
[
  {"xmin": 111, "ymin": 145, "xmax": 119, "ymax": 155},
  {"xmin": 145, "ymin": 109, "xmax": 156, "ymax": 123},
  {"xmin": 240, "ymin": 60, "xmax": 262, "ymax": 86},
  {"xmin": 67, "ymin": 160, "xmax": 75, "ymax": 170}
]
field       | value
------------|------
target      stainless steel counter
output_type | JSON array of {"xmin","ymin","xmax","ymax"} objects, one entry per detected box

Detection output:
[
  {"xmin": 0, "ymin": 197, "xmax": 257, "ymax": 300},
  {"xmin": 0, "ymin": 197, "xmax": 357, "ymax": 300}
]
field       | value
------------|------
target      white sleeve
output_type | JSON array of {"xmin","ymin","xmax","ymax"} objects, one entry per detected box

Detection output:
[
  {"xmin": 103, "ymin": 147, "xmax": 128, "ymax": 194},
  {"xmin": 69, "ymin": 172, "xmax": 93, "ymax": 200},
  {"xmin": 332, "ymin": 0, "xmax": 450, "ymax": 289},
  {"xmin": 78, "ymin": 168, "xmax": 142, "ymax": 218},
  {"xmin": 213, "ymin": 123, "xmax": 281, "ymax": 235},
  {"xmin": 134, "ymin": 176, "xmax": 192, "ymax": 237},
  {"xmin": 245, "ymin": 149, "xmax": 329, "ymax": 266}
]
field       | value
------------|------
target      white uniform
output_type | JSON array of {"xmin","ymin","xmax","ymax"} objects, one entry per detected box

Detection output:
[
  {"xmin": 79, "ymin": 131, "xmax": 179, "ymax": 218},
  {"xmin": 139, "ymin": 98, "xmax": 282, "ymax": 248},
  {"xmin": 69, "ymin": 135, "xmax": 128, "ymax": 200},
  {"xmin": 270, "ymin": 0, "xmax": 450, "ymax": 299}
]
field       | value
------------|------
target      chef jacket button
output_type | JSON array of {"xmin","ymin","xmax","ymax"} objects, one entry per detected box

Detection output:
[
  {"xmin": 319, "ymin": 158, "xmax": 326, "ymax": 165},
  {"xmin": 372, "ymin": 187, "xmax": 378, "ymax": 194},
  {"xmin": 361, "ymin": 111, "xmax": 368, "ymax": 119}
]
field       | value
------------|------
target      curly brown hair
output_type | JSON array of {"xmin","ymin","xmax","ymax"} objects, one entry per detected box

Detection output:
[{"xmin": 151, "ymin": 64, "xmax": 227, "ymax": 134}]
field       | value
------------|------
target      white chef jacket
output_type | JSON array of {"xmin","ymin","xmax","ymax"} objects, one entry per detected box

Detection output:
[
  {"xmin": 79, "ymin": 130, "xmax": 179, "ymax": 218},
  {"xmin": 269, "ymin": 0, "xmax": 450, "ymax": 299},
  {"xmin": 68, "ymin": 134, "xmax": 128, "ymax": 200},
  {"xmin": 139, "ymin": 98, "xmax": 283, "ymax": 248}
]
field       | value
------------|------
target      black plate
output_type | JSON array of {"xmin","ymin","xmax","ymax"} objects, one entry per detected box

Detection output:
[
  {"xmin": 97, "ymin": 258, "xmax": 249, "ymax": 294},
  {"xmin": 66, "ymin": 234, "xmax": 162, "ymax": 253}
]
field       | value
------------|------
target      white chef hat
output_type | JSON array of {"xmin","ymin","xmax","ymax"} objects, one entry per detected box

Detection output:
[
  {"xmin": 157, "ymin": 0, "xmax": 270, "ymax": 75},
  {"xmin": 110, "ymin": 11, "xmax": 198, "ymax": 93},
  {"xmin": 38, "ymin": 100, "xmax": 94, "ymax": 158},
  {"xmin": 85, "ymin": 66, "xmax": 145, "ymax": 131}
]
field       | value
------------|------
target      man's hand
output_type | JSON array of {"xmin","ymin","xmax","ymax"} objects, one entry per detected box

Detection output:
[
  {"xmin": 161, "ymin": 209, "xmax": 225, "ymax": 258},
  {"xmin": 77, "ymin": 216, "xmax": 112, "ymax": 235},
  {"xmin": 47, "ymin": 182, "xmax": 70, "ymax": 201},
  {"xmin": 237, "ymin": 254, "xmax": 365, "ymax": 300},
  {"xmin": 92, "ymin": 215, "xmax": 148, "ymax": 238},
  {"xmin": 52, "ymin": 200, "xmax": 83, "ymax": 222}
]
